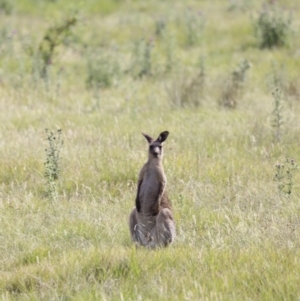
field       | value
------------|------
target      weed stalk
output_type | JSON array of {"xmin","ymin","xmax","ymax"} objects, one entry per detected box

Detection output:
[{"xmin": 44, "ymin": 129, "xmax": 63, "ymax": 200}]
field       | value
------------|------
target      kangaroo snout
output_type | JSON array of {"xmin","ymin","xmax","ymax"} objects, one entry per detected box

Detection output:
[
  {"xmin": 152, "ymin": 147, "xmax": 160, "ymax": 157},
  {"xmin": 149, "ymin": 142, "xmax": 164, "ymax": 159}
]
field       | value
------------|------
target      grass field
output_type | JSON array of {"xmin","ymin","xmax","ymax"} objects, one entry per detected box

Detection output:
[{"xmin": 1, "ymin": 0, "xmax": 300, "ymax": 300}]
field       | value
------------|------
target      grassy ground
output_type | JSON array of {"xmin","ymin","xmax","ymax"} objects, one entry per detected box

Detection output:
[{"xmin": 1, "ymin": 0, "xmax": 300, "ymax": 300}]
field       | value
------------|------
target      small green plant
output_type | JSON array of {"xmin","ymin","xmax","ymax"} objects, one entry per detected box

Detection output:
[
  {"xmin": 227, "ymin": 0, "xmax": 252, "ymax": 12},
  {"xmin": 254, "ymin": 3, "xmax": 292, "ymax": 48},
  {"xmin": 86, "ymin": 49, "xmax": 119, "ymax": 90},
  {"xmin": 139, "ymin": 39, "xmax": 154, "ymax": 78},
  {"xmin": 219, "ymin": 59, "xmax": 250, "ymax": 109},
  {"xmin": 285, "ymin": 78, "xmax": 300, "ymax": 101},
  {"xmin": 36, "ymin": 15, "xmax": 77, "ymax": 79},
  {"xmin": 0, "ymin": 27, "xmax": 12, "ymax": 55},
  {"xmin": 130, "ymin": 38, "xmax": 154, "ymax": 78},
  {"xmin": 184, "ymin": 8, "xmax": 205, "ymax": 46},
  {"xmin": 0, "ymin": 0, "xmax": 13, "ymax": 15},
  {"xmin": 44, "ymin": 129, "xmax": 63, "ymax": 199},
  {"xmin": 268, "ymin": 64, "xmax": 285, "ymax": 90},
  {"xmin": 275, "ymin": 158, "xmax": 298, "ymax": 195},
  {"xmin": 268, "ymin": 65, "xmax": 300, "ymax": 102},
  {"xmin": 154, "ymin": 15, "xmax": 167, "ymax": 37},
  {"xmin": 163, "ymin": 29, "xmax": 177, "ymax": 72},
  {"xmin": 271, "ymin": 88, "xmax": 284, "ymax": 143},
  {"xmin": 166, "ymin": 58, "xmax": 205, "ymax": 108}
]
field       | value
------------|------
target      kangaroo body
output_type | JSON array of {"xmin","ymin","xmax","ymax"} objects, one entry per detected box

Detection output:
[{"xmin": 129, "ymin": 131, "xmax": 176, "ymax": 248}]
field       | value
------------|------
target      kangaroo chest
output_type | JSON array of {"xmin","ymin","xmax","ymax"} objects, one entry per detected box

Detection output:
[{"xmin": 139, "ymin": 168, "xmax": 165, "ymax": 214}]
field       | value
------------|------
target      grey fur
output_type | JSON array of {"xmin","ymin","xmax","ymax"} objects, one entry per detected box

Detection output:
[{"xmin": 129, "ymin": 131, "xmax": 176, "ymax": 248}]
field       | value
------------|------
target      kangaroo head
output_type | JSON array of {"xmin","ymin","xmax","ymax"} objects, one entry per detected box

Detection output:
[{"xmin": 142, "ymin": 131, "xmax": 169, "ymax": 159}]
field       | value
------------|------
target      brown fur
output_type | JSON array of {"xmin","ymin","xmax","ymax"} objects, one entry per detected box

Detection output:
[{"xmin": 150, "ymin": 190, "xmax": 172, "ymax": 216}]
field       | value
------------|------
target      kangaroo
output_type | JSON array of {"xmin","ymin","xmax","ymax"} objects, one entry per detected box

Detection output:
[{"xmin": 129, "ymin": 131, "xmax": 176, "ymax": 248}]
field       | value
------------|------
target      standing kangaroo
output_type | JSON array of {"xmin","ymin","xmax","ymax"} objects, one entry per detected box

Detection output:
[{"xmin": 129, "ymin": 131, "xmax": 176, "ymax": 248}]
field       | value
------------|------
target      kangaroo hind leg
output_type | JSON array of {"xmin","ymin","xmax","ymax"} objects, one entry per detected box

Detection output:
[
  {"xmin": 129, "ymin": 208, "xmax": 139, "ymax": 244},
  {"xmin": 147, "ymin": 208, "xmax": 176, "ymax": 248}
]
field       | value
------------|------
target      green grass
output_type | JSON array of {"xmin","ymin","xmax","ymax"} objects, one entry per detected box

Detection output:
[{"xmin": 1, "ymin": 0, "xmax": 300, "ymax": 300}]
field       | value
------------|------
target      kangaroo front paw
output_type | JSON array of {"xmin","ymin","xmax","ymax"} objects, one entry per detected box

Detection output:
[{"xmin": 145, "ymin": 233, "xmax": 153, "ymax": 242}]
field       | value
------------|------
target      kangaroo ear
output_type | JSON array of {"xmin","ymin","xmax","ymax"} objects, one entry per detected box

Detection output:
[
  {"xmin": 157, "ymin": 131, "xmax": 169, "ymax": 143},
  {"xmin": 142, "ymin": 133, "xmax": 154, "ymax": 144}
]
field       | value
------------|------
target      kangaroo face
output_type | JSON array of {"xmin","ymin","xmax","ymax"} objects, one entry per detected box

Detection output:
[
  {"xmin": 142, "ymin": 131, "xmax": 169, "ymax": 160},
  {"xmin": 149, "ymin": 141, "xmax": 163, "ymax": 158}
]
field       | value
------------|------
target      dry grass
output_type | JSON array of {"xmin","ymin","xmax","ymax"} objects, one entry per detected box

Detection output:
[{"xmin": 1, "ymin": 0, "xmax": 300, "ymax": 300}]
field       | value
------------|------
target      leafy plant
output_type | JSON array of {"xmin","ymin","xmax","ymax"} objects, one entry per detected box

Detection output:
[
  {"xmin": 86, "ymin": 49, "xmax": 119, "ymax": 90},
  {"xmin": 36, "ymin": 15, "xmax": 77, "ymax": 78},
  {"xmin": 275, "ymin": 158, "xmax": 298, "ymax": 195},
  {"xmin": 163, "ymin": 29, "xmax": 177, "ymax": 72},
  {"xmin": 268, "ymin": 65, "xmax": 300, "ymax": 102},
  {"xmin": 227, "ymin": 0, "xmax": 252, "ymax": 12},
  {"xmin": 0, "ymin": 0, "xmax": 13, "ymax": 15},
  {"xmin": 254, "ymin": 3, "xmax": 292, "ymax": 48},
  {"xmin": 154, "ymin": 15, "xmax": 167, "ymax": 38},
  {"xmin": 219, "ymin": 59, "xmax": 250, "ymax": 109},
  {"xmin": 183, "ymin": 8, "xmax": 205, "ymax": 46},
  {"xmin": 166, "ymin": 58, "xmax": 205, "ymax": 108},
  {"xmin": 130, "ymin": 38, "xmax": 154, "ymax": 78},
  {"xmin": 271, "ymin": 88, "xmax": 284, "ymax": 143},
  {"xmin": 0, "ymin": 27, "xmax": 13, "ymax": 55},
  {"xmin": 44, "ymin": 129, "xmax": 63, "ymax": 199},
  {"xmin": 285, "ymin": 78, "xmax": 300, "ymax": 101}
]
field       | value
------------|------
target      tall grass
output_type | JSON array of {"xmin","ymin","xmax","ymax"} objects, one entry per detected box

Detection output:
[{"xmin": 1, "ymin": 0, "xmax": 300, "ymax": 300}]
